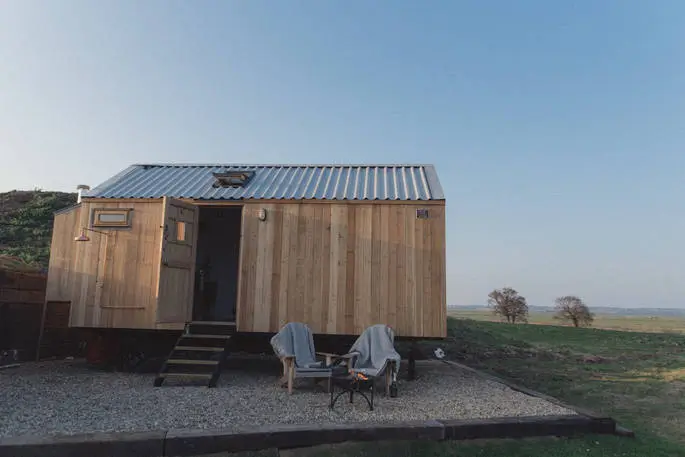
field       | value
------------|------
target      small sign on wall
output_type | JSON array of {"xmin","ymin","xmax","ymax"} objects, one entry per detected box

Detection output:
[{"xmin": 416, "ymin": 208, "xmax": 429, "ymax": 219}]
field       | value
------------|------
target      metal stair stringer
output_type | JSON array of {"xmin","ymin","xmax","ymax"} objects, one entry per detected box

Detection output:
[{"xmin": 154, "ymin": 321, "xmax": 235, "ymax": 387}]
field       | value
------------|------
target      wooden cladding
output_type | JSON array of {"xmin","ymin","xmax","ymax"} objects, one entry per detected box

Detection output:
[
  {"xmin": 46, "ymin": 197, "xmax": 447, "ymax": 337},
  {"xmin": 46, "ymin": 201, "xmax": 164, "ymax": 329},
  {"xmin": 237, "ymin": 202, "xmax": 446, "ymax": 338}
]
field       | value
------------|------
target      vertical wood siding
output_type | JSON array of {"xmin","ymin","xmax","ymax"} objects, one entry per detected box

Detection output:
[
  {"xmin": 47, "ymin": 199, "xmax": 447, "ymax": 337},
  {"xmin": 45, "ymin": 200, "xmax": 164, "ymax": 329},
  {"xmin": 237, "ymin": 203, "xmax": 446, "ymax": 337}
]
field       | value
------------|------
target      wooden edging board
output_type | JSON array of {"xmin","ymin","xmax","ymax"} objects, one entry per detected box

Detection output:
[
  {"xmin": 440, "ymin": 359, "xmax": 632, "ymax": 436},
  {"xmin": 0, "ymin": 415, "xmax": 620, "ymax": 457}
]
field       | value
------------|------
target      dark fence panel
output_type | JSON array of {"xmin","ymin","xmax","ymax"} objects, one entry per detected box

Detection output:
[
  {"xmin": 0, "ymin": 270, "xmax": 81, "ymax": 362},
  {"xmin": 0, "ymin": 302, "xmax": 42, "ymax": 360}
]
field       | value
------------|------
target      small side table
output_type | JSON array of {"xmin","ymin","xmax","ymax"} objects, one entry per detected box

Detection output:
[{"xmin": 329, "ymin": 372, "xmax": 375, "ymax": 411}]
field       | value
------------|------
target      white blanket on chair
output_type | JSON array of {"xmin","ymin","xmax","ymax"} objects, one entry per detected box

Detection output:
[
  {"xmin": 348, "ymin": 324, "xmax": 401, "ymax": 380},
  {"xmin": 270, "ymin": 322, "xmax": 322, "ymax": 369}
]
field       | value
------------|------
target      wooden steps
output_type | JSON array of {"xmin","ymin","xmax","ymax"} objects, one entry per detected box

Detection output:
[
  {"xmin": 174, "ymin": 346, "xmax": 224, "ymax": 352},
  {"xmin": 158, "ymin": 372, "xmax": 213, "ymax": 380},
  {"xmin": 166, "ymin": 359, "xmax": 219, "ymax": 365},
  {"xmin": 154, "ymin": 321, "xmax": 236, "ymax": 387},
  {"xmin": 189, "ymin": 321, "xmax": 236, "ymax": 326}
]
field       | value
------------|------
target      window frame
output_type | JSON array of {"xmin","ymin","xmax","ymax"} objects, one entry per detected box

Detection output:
[
  {"xmin": 91, "ymin": 208, "xmax": 133, "ymax": 228},
  {"xmin": 211, "ymin": 170, "xmax": 255, "ymax": 188},
  {"xmin": 175, "ymin": 220, "xmax": 186, "ymax": 241}
]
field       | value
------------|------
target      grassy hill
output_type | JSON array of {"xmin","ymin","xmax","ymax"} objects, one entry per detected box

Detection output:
[{"xmin": 0, "ymin": 190, "xmax": 77, "ymax": 268}]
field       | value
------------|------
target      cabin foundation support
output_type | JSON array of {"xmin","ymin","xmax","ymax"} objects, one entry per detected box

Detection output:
[{"xmin": 407, "ymin": 342, "xmax": 419, "ymax": 381}]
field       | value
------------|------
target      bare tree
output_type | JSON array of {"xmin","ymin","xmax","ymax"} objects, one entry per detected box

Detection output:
[
  {"xmin": 554, "ymin": 295, "xmax": 594, "ymax": 327},
  {"xmin": 487, "ymin": 287, "xmax": 529, "ymax": 323}
]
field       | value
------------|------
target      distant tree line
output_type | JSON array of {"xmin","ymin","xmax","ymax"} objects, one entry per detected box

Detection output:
[{"xmin": 487, "ymin": 287, "xmax": 594, "ymax": 328}]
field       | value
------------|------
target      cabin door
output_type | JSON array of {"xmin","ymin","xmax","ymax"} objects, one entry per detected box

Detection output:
[{"xmin": 156, "ymin": 197, "xmax": 199, "ymax": 326}]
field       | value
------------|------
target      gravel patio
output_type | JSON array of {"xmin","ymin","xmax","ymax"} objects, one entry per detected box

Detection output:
[{"xmin": 0, "ymin": 357, "xmax": 577, "ymax": 438}]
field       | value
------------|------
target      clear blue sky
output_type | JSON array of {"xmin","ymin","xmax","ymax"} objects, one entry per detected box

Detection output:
[{"xmin": 1, "ymin": 1, "xmax": 683, "ymax": 309}]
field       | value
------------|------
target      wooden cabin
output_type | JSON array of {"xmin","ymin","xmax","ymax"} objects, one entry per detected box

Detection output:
[{"xmin": 45, "ymin": 164, "xmax": 447, "ymax": 339}]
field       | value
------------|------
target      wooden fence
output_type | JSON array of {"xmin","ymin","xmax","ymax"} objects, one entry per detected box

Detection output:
[{"xmin": 0, "ymin": 269, "xmax": 80, "ymax": 361}]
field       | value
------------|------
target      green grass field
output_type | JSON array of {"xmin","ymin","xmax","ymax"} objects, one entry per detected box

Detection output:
[
  {"xmin": 450, "ymin": 308, "xmax": 685, "ymax": 334},
  {"xmin": 295, "ymin": 316, "xmax": 685, "ymax": 457}
]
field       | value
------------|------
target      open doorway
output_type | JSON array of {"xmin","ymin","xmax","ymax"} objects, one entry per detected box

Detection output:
[{"xmin": 193, "ymin": 206, "xmax": 242, "ymax": 322}]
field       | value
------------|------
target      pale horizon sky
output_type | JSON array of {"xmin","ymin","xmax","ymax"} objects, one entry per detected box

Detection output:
[{"xmin": 1, "ymin": 1, "xmax": 683, "ymax": 309}]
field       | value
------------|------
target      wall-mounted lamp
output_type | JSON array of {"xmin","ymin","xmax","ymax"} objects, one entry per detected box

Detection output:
[
  {"xmin": 74, "ymin": 227, "xmax": 111, "ymax": 242},
  {"xmin": 257, "ymin": 208, "xmax": 267, "ymax": 221}
]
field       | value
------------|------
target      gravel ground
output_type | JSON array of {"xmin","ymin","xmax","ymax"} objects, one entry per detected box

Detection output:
[{"xmin": 0, "ymin": 357, "xmax": 576, "ymax": 438}]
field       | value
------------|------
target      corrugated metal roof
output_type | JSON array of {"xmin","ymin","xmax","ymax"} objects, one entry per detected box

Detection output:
[{"xmin": 83, "ymin": 164, "xmax": 445, "ymax": 201}]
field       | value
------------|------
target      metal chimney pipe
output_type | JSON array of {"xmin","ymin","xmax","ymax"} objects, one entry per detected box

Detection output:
[{"xmin": 76, "ymin": 184, "xmax": 90, "ymax": 204}]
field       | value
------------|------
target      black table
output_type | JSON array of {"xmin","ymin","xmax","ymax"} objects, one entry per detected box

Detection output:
[{"xmin": 328, "ymin": 371, "xmax": 375, "ymax": 411}]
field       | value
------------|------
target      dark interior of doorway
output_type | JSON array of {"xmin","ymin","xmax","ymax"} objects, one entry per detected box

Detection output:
[{"xmin": 193, "ymin": 206, "xmax": 242, "ymax": 322}]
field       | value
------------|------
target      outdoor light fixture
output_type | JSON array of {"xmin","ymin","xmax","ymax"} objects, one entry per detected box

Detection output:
[
  {"xmin": 257, "ymin": 208, "xmax": 267, "ymax": 221},
  {"xmin": 74, "ymin": 227, "xmax": 111, "ymax": 242}
]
